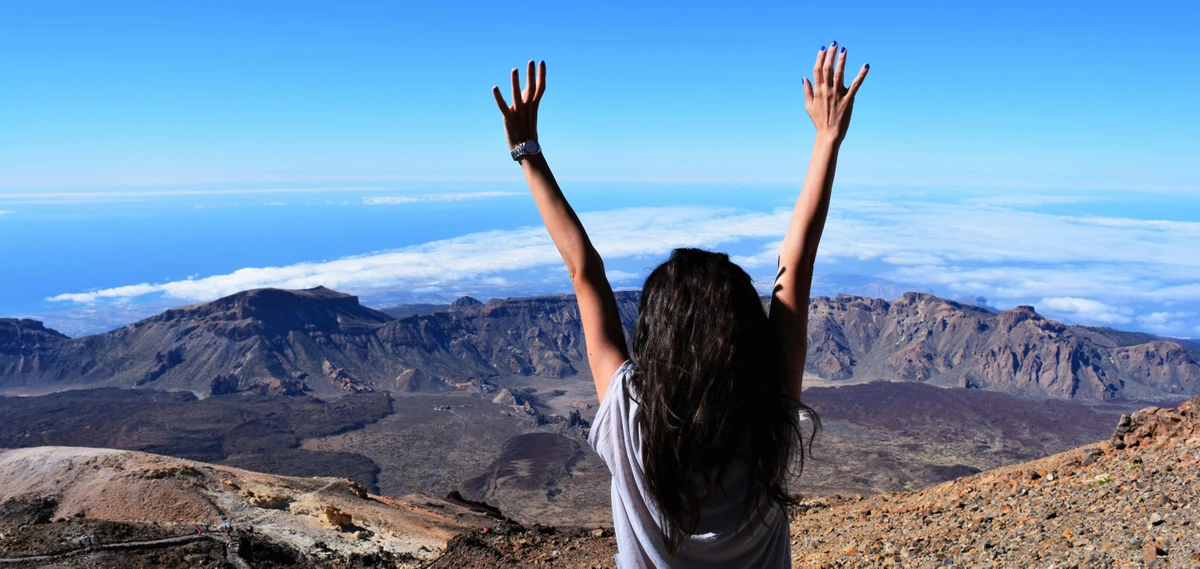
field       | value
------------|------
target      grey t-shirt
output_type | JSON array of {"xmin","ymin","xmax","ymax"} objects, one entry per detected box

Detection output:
[{"xmin": 588, "ymin": 361, "xmax": 792, "ymax": 568}]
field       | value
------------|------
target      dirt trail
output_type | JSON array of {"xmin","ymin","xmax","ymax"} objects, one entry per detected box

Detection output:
[
  {"xmin": 422, "ymin": 404, "xmax": 477, "ymax": 494},
  {"xmin": 0, "ymin": 533, "xmax": 235, "ymax": 565}
]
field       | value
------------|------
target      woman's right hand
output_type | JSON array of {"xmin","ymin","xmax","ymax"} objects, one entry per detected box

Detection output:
[
  {"xmin": 492, "ymin": 60, "xmax": 546, "ymax": 151},
  {"xmin": 804, "ymin": 41, "xmax": 868, "ymax": 144}
]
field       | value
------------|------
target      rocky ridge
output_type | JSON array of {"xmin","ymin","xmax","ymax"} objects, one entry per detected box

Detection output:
[
  {"xmin": 0, "ymin": 446, "xmax": 505, "ymax": 567},
  {"xmin": 1, "ymin": 287, "xmax": 1196, "ymax": 401},
  {"xmin": 784, "ymin": 394, "xmax": 1200, "ymax": 567},
  {"xmin": 0, "ymin": 288, "xmax": 639, "ymax": 398},
  {"xmin": 805, "ymin": 293, "xmax": 1200, "ymax": 400}
]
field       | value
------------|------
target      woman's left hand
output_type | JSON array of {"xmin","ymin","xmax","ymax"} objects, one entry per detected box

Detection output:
[
  {"xmin": 804, "ymin": 42, "xmax": 868, "ymax": 144},
  {"xmin": 492, "ymin": 60, "xmax": 546, "ymax": 151}
]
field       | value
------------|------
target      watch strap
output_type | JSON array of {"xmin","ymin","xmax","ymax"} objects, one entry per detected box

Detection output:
[{"xmin": 510, "ymin": 139, "xmax": 542, "ymax": 161}]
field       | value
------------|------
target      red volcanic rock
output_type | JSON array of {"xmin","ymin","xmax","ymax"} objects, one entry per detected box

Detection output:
[{"xmin": 1111, "ymin": 394, "xmax": 1200, "ymax": 449}]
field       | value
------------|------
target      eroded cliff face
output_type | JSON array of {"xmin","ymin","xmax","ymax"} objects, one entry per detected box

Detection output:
[
  {"xmin": 0, "ymin": 288, "xmax": 641, "ymax": 398},
  {"xmin": 1, "ymin": 287, "xmax": 1196, "ymax": 401},
  {"xmin": 804, "ymin": 292, "xmax": 1199, "ymax": 400},
  {"xmin": 0, "ymin": 319, "xmax": 72, "ymax": 378}
]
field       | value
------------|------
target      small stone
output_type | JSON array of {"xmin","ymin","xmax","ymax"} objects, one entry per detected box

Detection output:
[
  {"xmin": 1143, "ymin": 543, "xmax": 1166, "ymax": 564},
  {"xmin": 321, "ymin": 506, "xmax": 353, "ymax": 530},
  {"xmin": 1150, "ymin": 513, "xmax": 1164, "ymax": 526}
]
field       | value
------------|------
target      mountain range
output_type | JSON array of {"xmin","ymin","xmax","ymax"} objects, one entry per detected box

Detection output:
[
  {"xmin": 2, "ymin": 286, "xmax": 1198, "ymax": 566},
  {"xmin": 3, "ymin": 287, "xmax": 1197, "ymax": 401}
]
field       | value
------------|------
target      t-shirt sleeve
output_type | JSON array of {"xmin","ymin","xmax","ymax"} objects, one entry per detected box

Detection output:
[{"xmin": 587, "ymin": 360, "xmax": 632, "ymax": 470}]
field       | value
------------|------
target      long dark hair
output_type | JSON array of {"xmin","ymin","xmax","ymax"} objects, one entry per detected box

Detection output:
[{"xmin": 630, "ymin": 248, "xmax": 819, "ymax": 554}]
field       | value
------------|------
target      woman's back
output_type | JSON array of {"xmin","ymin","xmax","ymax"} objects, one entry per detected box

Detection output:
[
  {"xmin": 589, "ymin": 362, "xmax": 792, "ymax": 569},
  {"xmin": 490, "ymin": 42, "xmax": 868, "ymax": 566}
]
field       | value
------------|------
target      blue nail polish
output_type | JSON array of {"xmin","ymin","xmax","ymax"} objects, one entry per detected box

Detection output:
[
  {"xmin": 840, "ymin": 47, "xmax": 846, "ymax": 53},
  {"xmin": 864, "ymin": 63, "xmax": 870, "ymax": 69},
  {"xmin": 820, "ymin": 46, "xmax": 826, "ymax": 51}
]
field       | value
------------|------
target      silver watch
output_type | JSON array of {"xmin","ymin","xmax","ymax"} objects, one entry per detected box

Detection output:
[{"xmin": 510, "ymin": 139, "xmax": 542, "ymax": 161}]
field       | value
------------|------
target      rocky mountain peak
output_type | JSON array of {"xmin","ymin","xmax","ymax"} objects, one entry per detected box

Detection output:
[
  {"xmin": 895, "ymin": 291, "xmax": 943, "ymax": 305},
  {"xmin": 2, "ymin": 287, "xmax": 1197, "ymax": 402},
  {"xmin": 0, "ymin": 318, "xmax": 70, "ymax": 355},
  {"xmin": 140, "ymin": 286, "xmax": 392, "ymax": 335},
  {"xmin": 450, "ymin": 296, "xmax": 485, "ymax": 311},
  {"xmin": 994, "ymin": 303, "xmax": 1056, "ymax": 332}
]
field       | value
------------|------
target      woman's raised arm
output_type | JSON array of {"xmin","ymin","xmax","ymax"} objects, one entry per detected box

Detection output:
[
  {"xmin": 492, "ymin": 61, "xmax": 630, "ymax": 402},
  {"xmin": 771, "ymin": 42, "xmax": 868, "ymax": 403}
]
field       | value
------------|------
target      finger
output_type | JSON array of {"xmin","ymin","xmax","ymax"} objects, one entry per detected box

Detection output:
[
  {"xmin": 823, "ymin": 41, "xmax": 837, "ymax": 86},
  {"xmin": 511, "ymin": 68, "xmax": 522, "ymax": 109},
  {"xmin": 492, "ymin": 86, "xmax": 510, "ymax": 116},
  {"xmin": 834, "ymin": 46, "xmax": 847, "ymax": 89},
  {"xmin": 802, "ymin": 77, "xmax": 814, "ymax": 106},
  {"xmin": 525, "ymin": 60, "xmax": 536, "ymax": 103},
  {"xmin": 535, "ymin": 60, "xmax": 547, "ymax": 101},
  {"xmin": 846, "ymin": 63, "xmax": 869, "ymax": 99},
  {"xmin": 812, "ymin": 46, "xmax": 826, "ymax": 87}
]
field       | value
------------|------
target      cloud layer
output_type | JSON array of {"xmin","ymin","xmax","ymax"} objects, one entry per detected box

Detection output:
[
  {"xmin": 49, "ymin": 207, "xmax": 787, "ymax": 304},
  {"xmin": 361, "ymin": 192, "xmax": 520, "ymax": 205},
  {"xmin": 45, "ymin": 195, "xmax": 1200, "ymax": 337}
]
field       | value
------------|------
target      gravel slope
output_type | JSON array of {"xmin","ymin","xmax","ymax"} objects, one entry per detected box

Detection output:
[{"xmin": 430, "ymin": 395, "xmax": 1200, "ymax": 568}]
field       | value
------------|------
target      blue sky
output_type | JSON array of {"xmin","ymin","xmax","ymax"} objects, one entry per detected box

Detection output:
[{"xmin": 0, "ymin": 1, "xmax": 1197, "ymax": 337}]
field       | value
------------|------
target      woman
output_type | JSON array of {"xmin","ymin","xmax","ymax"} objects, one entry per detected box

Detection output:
[{"xmin": 492, "ymin": 42, "xmax": 868, "ymax": 568}]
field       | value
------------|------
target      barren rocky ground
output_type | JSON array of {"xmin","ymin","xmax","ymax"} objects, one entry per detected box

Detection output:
[
  {"xmin": 2, "ymin": 396, "xmax": 1194, "ymax": 567},
  {"xmin": 428, "ymin": 394, "xmax": 1200, "ymax": 568},
  {"xmin": 0, "ymin": 447, "xmax": 502, "ymax": 567},
  {"xmin": 787, "ymin": 395, "xmax": 1200, "ymax": 568}
]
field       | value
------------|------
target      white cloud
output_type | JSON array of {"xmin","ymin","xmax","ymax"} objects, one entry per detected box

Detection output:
[
  {"xmin": 731, "ymin": 241, "xmax": 782, "ymax": 268},
  {"xmin": 605, "ymin": 270, "xmax": 641, "ymax": 283},
  {"xmin": 1136, "ymin": 311, "xmax": 1198, "ymax": 336},
  {"xmin": 0, "ymin": 209, "xmax": 11, "ymax": 215},
  {"xmin": 264, "ymin": 201, "xmax": 287, "ymax": 206},
  {"xmin": 362, "ymin": 192, "xmax": 520, "ymax": 205},
  {"xmin": 42, "ymin": 193, "xmax": 1200, "ymax": 337},
  {"xmin": 48, "ymin": 206, "xmax": 786, "ymax": 304},
  {"xmin": 881, "ymin": 252, "xmax": 945, "ymax": 266},
  {"xmin": 817, "ymin": 199, "xmax": 1200, "ymax": 269},
  {"xmin": 1039, "ymin": 297, "xmax": 1133, "ymax": 325}
]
